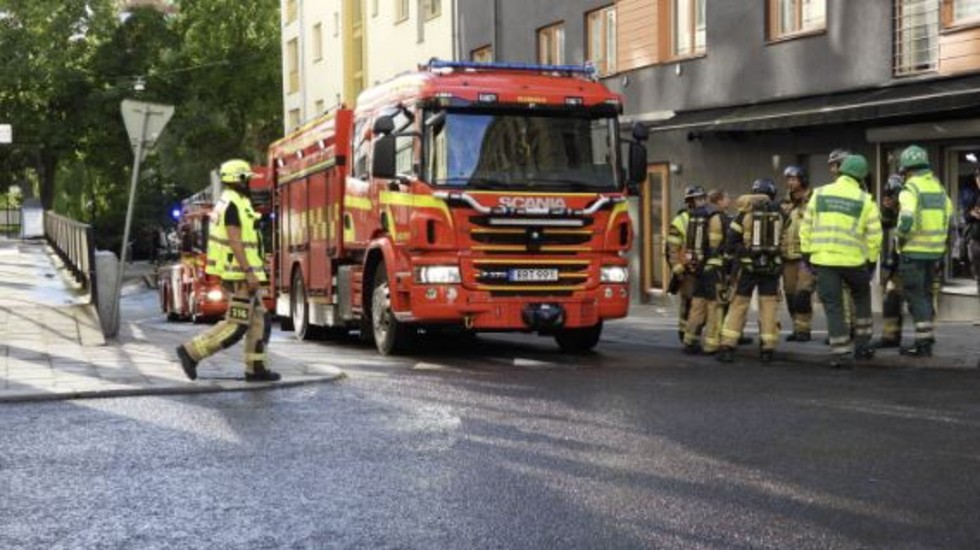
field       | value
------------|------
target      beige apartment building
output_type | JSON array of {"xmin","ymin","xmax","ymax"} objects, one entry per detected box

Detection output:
[{"xmin": 280, "ymin": 0, "xmax": 458, "ymax": 133}]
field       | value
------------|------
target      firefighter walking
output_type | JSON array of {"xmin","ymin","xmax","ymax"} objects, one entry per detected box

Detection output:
[
  {"xmin": 780, "ymin": 165, "xmax": 814, "ymax": 342},
  {"xmin": 894, "ymin": 145, "xmax": 954, "ymax": 357},
  {"xmin": 666, "ymin": 186, "xmax": 707, "ymax": 342},
  {"xmin": 175, "ymin": 159, "xmax": 280, "ymax": 382},
  {"xmin": 717, "ymin": 179, "xmax": 783, "ymax": 364},
  {"xmin": 800, "ymin": 154, "xmax": 882, "ymax": 368},
  {"xmin": 682, "ymin": 191, "xmax": 727, "ymax": 355}
]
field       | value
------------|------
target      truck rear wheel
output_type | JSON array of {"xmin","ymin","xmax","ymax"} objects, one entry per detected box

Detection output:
[
  {"xmin": 371, "ymin": 263, "xmax": 411, "ymax": 355},
  {"xmin": 554, "ymin": 322, "xmax": 603, "ymax": 354},
  {"xmin": 291, "ymin": 270, "xmax": 315, "ymax": 341}
]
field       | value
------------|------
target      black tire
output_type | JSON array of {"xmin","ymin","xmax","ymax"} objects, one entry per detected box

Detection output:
[
  {"xmin": 554, "ymin": 322, "xmax": 603, "ymax": 354},
  {"xmin": 291, "ymin": 270, "xmax": 315, "ymax": 341},
  {"xmin": 371, "ymin": 263, "xmax": 412, "ymax": 355}
]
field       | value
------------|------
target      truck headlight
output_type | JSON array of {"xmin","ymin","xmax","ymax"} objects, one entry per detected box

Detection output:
[
  {"xmin": 415, "ymin": 265, "xmax": 461, "ymax": 284},
  {"xmin": 206, "ymin": 289, "xmax": 224, "ymax": 302},
  {"xmin": 600, "ymin": 266, "xmax": 629, "ymax": 284}
]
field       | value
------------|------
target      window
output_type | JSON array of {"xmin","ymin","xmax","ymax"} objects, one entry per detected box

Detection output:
[
  {"xmin": 395, "ymin": 0, "xmax": 409, "ymax": 22},
  {"xmin": 537, "ymin": 23, "xmax": 565, "ymax": 65},
  {"xmin": 312, "ymin": 23, "xmax": 323, "ymax": 62},
  {"xmin": 288, "ymin": 109, "xmax": 301, "ymax": 131},
  {"xmin": 670, "ymin": 0, "xmax": 706, "ymax": 58},
  {"xmin": 895, "ymin": 0, "xmax": 939, "ymax": 75},
  {"xmin": 372, "ymin": 0, "xmax": 378, "ymax": 17},
  {"xmin": 471, "ymin": 45, "xmax": 494, "ymax": 62},
  {"xmin": 424, "ymin": 0, "xmax": 441, "ymax": 20},
  {"xmin": 285, "ymin": 0, "xmax": 297, "ymax": 24},
  {"xmin": 769, "ymin": 0, "xmax": 826, "ymax": 40},
  {"xmin": 314, "ymin": 99, "xmax": 325, "ymax": 115},
  {"xmin": 286, "ymin": 38, "xmax": 299, "ymax": 94},
  {"xmin": 587, "ymin": 6, "xmax": 617, "ymax": 76},
  {"xmin": 944, "ymin": 0, "xmax": 980, "ymax": 26},
  {"xmin": 333, "ymin": 12, "xmax": 339, "ymax": 37}
]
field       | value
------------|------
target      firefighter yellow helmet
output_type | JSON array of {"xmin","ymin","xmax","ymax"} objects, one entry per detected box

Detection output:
[{"xmin": 219, "ymin": 159, "xmax": 254, "ymax": 185}]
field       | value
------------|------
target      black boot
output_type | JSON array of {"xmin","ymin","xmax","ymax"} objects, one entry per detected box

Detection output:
[
  {"xmin": 830, "ymin": 353, "xmax": 853, "ymax": 369},
  {"xmin": 678, "ymin": 330, "xmax": 685, "ymax": 343},
  {"xmin": 682, "ymin": 343, "xmax": 702, "ymax": 355},
  {"xmin": 854, "ymin": 345, "xmax": 876, "ymax": 361},
  {"xmin": 176, "ymin": 345, "xmax": 198, "ymax": 381},
  {"xmin": 874, "ymin": 338, "xmax": 901, "ymax": 349},
  {"xmin": 716, "ymin": 347, "xmax": 734, "ymax": 363},
  {"xmin": 760, "ymin": 349, "xmax": 774, "ymax": 363},
  {"xmin": 900, "ymin": 342, "xmax": 933, "ymax": 357},
  {"xmin": 245, "ymin": 368, "xmax": 282, "ymax": 382}
]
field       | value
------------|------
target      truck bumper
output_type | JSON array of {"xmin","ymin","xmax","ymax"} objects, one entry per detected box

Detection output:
[{"xmin": 398, "ymin": 284, "xmax": 629, "ymax": 331}]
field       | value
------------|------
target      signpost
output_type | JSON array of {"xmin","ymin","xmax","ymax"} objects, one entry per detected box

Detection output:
[{"xmin": 109, "ymin": 100, "xmax": 174, "ymax": 336}]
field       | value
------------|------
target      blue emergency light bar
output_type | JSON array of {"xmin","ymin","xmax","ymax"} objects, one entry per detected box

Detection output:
[{"xmin": 426, "ymin": 59, "xmax": 596, "ymax": 78}]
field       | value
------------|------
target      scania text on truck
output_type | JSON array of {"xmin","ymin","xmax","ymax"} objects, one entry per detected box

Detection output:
[{"xmin": 269, "ymin": 60, "xmax": 648, "ymax": 355}]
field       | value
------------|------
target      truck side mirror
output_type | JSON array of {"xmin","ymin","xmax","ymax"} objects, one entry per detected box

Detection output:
[
  {"xmin": 627, "ymin": 142, "xmax": 647, "ymax": 193},
  {"xmin": 372, "ymin": 134, "xmax": 397, "ymax": 179},
  {"xmin": 373, "ymin": 115, "xmax": 395, "ymax": 135}
]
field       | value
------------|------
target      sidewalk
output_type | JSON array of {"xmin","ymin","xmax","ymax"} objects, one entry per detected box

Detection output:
[
  {"xmin": 0, "ymin": 238, "xmax": 343, "ymax": 403},
  {"xmin": 612, "ymin": 295, "xmax": 980, "ymax": 370}
]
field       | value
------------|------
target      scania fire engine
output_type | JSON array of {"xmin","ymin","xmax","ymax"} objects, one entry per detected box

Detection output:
[{"xmin": 269, "ymin": 60, "xmax": 647, "ymax": 355}]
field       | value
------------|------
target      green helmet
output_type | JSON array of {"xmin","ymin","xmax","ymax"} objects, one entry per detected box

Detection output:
[
  {"xmin": 839, "ymin": 154, "xmax": 869, "ymax": 180},
  {"xmin": 219, "ymin": 159, "xmax": 254, "ymax": 185},
  {"xmin": 899, "ymin": 145, "xmax": 929, "ymax": 170}
]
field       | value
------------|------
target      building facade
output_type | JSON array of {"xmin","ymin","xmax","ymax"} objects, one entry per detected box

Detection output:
[
  {"xmin": 458, "ymin": 0, "xmax": 980, "ymax": 318},
  {"xmin": 280, "ymin": 0, "xmax": 457, "ymax": 133}
]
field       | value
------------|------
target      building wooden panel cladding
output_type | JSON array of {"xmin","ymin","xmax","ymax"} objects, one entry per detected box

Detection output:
[
  {"xmin": 939, "ymin": 25, "xmax": 980, "ymax": 75},
  {"xmin": 616, "ymin": 0, "xmax": 659, "ymax": 71}
]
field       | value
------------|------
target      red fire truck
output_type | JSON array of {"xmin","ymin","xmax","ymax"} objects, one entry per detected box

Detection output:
[
  {"xmin": 159, "ymin": 166, "xmax": 274, "ymax": 322},
  {"xmin": 269, "ymin": 60, "xmax": 647, "ymax": 354}
]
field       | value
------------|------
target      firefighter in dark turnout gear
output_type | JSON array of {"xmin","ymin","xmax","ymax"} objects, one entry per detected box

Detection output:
[
  {"xmin": 175, "ymin": 159, "xmax": 280, "ymax": 382},
  {"xmin": 682, "ymin": 193, "xmax": 727, "ymax": 354},
  {"xmin": 667, "ymin": 186, "xmax": 707, "ymax": 342},
  {"xmin": 780, "ymin": 165, "xmax": 815, "ymax": 342},
  {"xmin": 877, "ymin": 174, "xmax": 907, "ymax": 348},
  {"xmin": 717, "ymin": 178, "xmax": 783, "ymax": 364}
]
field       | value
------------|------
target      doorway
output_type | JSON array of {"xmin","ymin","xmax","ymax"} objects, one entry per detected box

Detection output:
[
  {"xmin": 641, "ymin": 163, "xmax": 670, "ymax": 300},
  {"xmin": 944, "ymin": 146, "xmax": 979, "ymax": 281}
]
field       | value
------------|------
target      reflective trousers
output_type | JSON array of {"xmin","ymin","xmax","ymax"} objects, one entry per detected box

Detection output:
[
  {"xmin": 898, "ymin": 257, "xmax": 939, "ymax": 345},
  {"xmin": 816, "ymin": 266, "xmax": 872, "ymax": 357},
  {"xmin": 782, "ymin": 259, "xmax": 815, "ymax": 334},
  {"xmin": 182, "ymin": 282, "xmax": 271, "ymax": 374},
  {"xmin": 720, "ymin": 271, "xmax": 780, "ymax": 351},
  {"xmin": 676, "ymin": 274, "xmax": 696, "ymax": 335},
  {"xmin": 684, "ymin": 268, "xmax": 724, "ymax": 353}
]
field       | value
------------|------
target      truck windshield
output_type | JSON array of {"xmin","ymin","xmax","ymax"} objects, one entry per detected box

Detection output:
[{"xmin": 426, "ymin": 109, "xmax": 619, "ymax": 192}]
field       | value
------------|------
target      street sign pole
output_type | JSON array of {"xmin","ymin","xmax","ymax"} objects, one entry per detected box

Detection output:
[{"xmin": 110, "ymin": 100, "xmax": 174, "ymax": 336}]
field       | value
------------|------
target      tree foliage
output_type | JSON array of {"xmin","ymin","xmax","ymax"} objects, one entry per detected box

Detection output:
[{"xmin": 0, "ymin": 0, "xmax": 282, "ymax": 255}]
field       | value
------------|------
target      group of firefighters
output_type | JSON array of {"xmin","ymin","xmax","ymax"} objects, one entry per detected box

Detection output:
[{"xmin": 668, "ymin": 145, "xmax": 954, "ymax": 369}]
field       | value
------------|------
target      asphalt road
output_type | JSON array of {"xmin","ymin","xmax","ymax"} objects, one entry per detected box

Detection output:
[{"xmin": 2, "ymin": 293, "xmax": 979, "ymax": 548}]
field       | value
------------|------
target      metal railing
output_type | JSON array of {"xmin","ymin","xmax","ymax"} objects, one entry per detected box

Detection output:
[
  {"xmin": 0, "ymin": 208, "xmax": 21, "ymax": 235},
  {"xmin": 44, "ymin": 211, "xmax": 98, "ymax": 304}
]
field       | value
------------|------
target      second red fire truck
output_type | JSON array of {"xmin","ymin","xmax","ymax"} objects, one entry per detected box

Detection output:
[{"xmin": 268, "ymin": 60, "xmax": 647, "ymax": 355}]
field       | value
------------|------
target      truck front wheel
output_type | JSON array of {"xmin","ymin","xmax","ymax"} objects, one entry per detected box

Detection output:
[
  {"xmin": 554, "ymin": 322, "xmax": 603, "ymax": 354},
  {"xmin": 291, "ymin": 270, "xmax": 314, "ymax": 340},
  {"xmin": 371, "ymin": 263, "xmax": 411, "ymax": 355}
]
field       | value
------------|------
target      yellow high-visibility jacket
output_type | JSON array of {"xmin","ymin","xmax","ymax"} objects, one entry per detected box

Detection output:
[
  {"xmin": 206, "ymin": 189, "xmax": 267, "ymax": 282},
  {"xmin": 800, "ymin": 175, "xmax": 882, "ymax": 267},
  {"xmin": 897, "ymin": 170, "xmax": 953, "ymax": 260}
]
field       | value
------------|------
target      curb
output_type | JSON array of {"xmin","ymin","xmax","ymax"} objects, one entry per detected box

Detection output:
[{"xmin": 0, "ymin": 367, "xmax": 346, "ymax": 404}]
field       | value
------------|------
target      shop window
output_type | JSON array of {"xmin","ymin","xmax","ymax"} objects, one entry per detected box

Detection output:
[
  {"xmin": 895, "ymin": 0, "xmax": 939, "ymax": 76},
  {"xmin": 668, "ymin": 0, "xmax": 706, "ymax": 58},
  {"xmin": 768, "ymin": 0, "xmax": 826, "ymax": 40},
  {"xmin": 587, "ymin": 5, "xmax": 617, "ymax": 75},
  {"xmin": 537, "ymin": 23, "xmax": 565, "ymax": 65}
]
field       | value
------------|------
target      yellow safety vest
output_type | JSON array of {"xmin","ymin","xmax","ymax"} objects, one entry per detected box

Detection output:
[
  {"xmin": 897, "ymin": 171, "xmax": 953, "ymax": 260},
  {"xmin": 800, "ymin": 175, "xmax": 882, "ymax": 267},
  {"xmin": 206, "ymin": 189, "xmax": 267, "ymax": 282}
]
